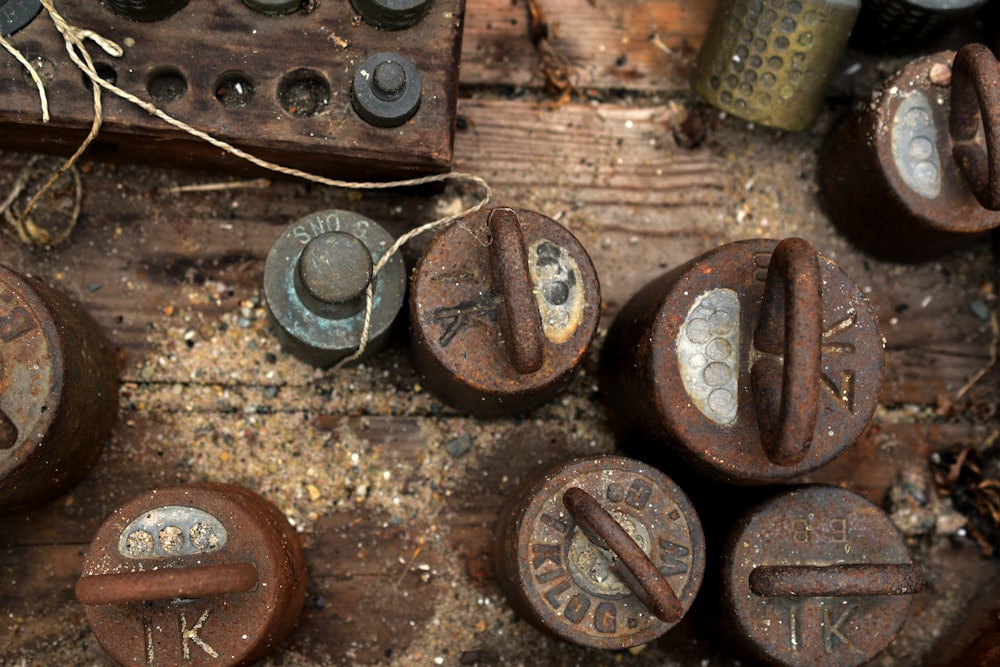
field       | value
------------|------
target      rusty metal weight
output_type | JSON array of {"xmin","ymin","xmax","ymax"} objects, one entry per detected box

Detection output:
[
  {"xmin": 820, "ymin": 44, "xmax": 1000, "ymax": 261},
  {"xmin": 600, "ymin": 238, "xmax": 883, "ymax": 484},
  {"xmin": 494, "ymin": 456, "xmax": 705, "ymax": 649},
  {"xmin": 76, "ymin": 483, "xmax": 307, "ymax": 667},
  {"xmin": 0, "ymin": 265, "xmax": 118, "ymax": 514},
  {"xmin": 721, "ymin": 486, "xmax": 926, "ymax": 667},
  {"xmin": 263, "ymin": 209, "xmax": 406, "ymax": 367},
  {"xmin": 410, "ymin": 207, "xmax": 600, "ymax": 417}
]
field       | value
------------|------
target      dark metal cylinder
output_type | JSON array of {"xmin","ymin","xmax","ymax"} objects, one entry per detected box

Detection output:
[
  {"xmin": 849, "ymin": 0, "xmax": 988, "ymax": 53},
  {"xmin": 0, "ymin": 0, "xmax": 42, "ymax": 36},
  {"xmin": 0, "ymin": 265, "xmax": 118, "ymax": 514},
  {"xmin": 693, "ymin": 0, "xmax": 860, "ymax": 132},
  {"xmin": 100, "ymin": 0, "xmax": 189, "ymax": 22},
  {"xmin": 263, "ymin": 209, "xmax": 406, "ymax": 368},
  {"xmin": 349, "ymin": 0, "xmax": 433, "ymax": 30}
]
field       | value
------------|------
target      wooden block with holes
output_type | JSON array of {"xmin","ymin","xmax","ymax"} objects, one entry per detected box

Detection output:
[{"xmin": 0, "ymin": 0, "xmax": 464, "ymax": 178}]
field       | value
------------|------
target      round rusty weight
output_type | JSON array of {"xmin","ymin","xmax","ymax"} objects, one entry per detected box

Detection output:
[
  {"xmin": 721, "ymin": 486, "xmax": 925, "ymax": 667},
  {"xmin": 76, "ymin": 483, "xmax": 307, "ymax": 667},
  {"xmin": 494, "ymin": 456, "xmax": 705, "ymax": 649},
  {"xmin": 410, "ymin": 207, "xmax": 600, "ymax": 417},
  {"xmin": 819, "ymin": 45, "xmax": 1000, "ymax": 261},
  {"xmin": 600, "ymin": 238, "xmax": 883, "ymax": 484},
  {"xmin": 0, "ymin": 265, "xmax": 118, "ymax": 514}
]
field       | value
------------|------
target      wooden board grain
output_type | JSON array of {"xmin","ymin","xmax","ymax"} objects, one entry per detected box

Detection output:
[{"xmin": 0, "ymin": 0, "xmax": 999, "ymax": 664}]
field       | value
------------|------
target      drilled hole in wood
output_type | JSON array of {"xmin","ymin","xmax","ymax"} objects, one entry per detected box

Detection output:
[
  {"xmin": 19, "ymin": 56, "xmax": 55, "ymax": 85},
  {"xmin": 147, "ymin": 67, "xmax": 187, "ymax": 103},
  {"xmin": 80, "ymin": 62, "xmax": 118, "ymax": 90},
  {"xmin": 214, "ymin": 70, "xmax": 255, "ymax": 109},
  {"xmin": 277, "ymin": 68, "xmax": 330, "ymax": 117}
]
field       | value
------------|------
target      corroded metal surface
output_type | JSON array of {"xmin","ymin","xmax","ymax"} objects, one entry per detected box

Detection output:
[
  {"xmin": 0, "ymin": 264, "xmax": 118, "ymax": 513},
  {"xmin": 494, "ymin": 456, "xmax": 705, "ymax": 650},
  {"xmin": 600, "ymin": 238, "xmax": 883, "ymax": 484},
  {"xmin": 264, "ymin": 209, "xmax": 406, "ymax": 367},
  {"xmin": 721, "ymin": 486, "xmax": 924, "ymax": 667},
  {"xmin": 410, "ymin": 207, "xmax": 600, "ymax": 417},
  {"xmin": 693, "ymin": 0, "xmax": 860, "ymax": 131},
  {"xmin": 819, "ymin": 46, "xmax": 1000, "ymax": 261},
  {"xmin": 77, "ymin": 483, "xmax": 307, "ymax": 667}
]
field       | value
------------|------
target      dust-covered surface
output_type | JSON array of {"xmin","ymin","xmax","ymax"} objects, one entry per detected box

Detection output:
[{"xmin": 1, "ymin": 9, "xmax": 1000, "ymax": 667}]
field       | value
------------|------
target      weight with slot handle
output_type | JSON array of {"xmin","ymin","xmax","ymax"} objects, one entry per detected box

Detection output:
[
  {"xmin": 600, "ymin": 238, "xmax": 883, "ymax": 484},
  {"xmin": 819, "ymin": 44, "xmax": 1000, "ymax": 261}
]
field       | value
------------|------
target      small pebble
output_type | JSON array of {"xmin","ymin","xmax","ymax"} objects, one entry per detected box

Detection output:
[
  {"xmin": 87, "ymin": 282, "xmax": 102, "ymax": 292},
  {"xmin": 445, "ymin": 435, "xmax": 474, "ymax": 458},
  {"xmin": 970, "ymin": 298, "xmax": 991, "ymax": 321}
]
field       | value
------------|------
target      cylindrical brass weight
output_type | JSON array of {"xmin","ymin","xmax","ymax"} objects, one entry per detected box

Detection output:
[
  {"xmin": 0, "ymin": 265, "xmax": 119, "ymax": 513},
  {"xmin": 693, "ymin": 0, "xmax": 861, "ymax": 132}
]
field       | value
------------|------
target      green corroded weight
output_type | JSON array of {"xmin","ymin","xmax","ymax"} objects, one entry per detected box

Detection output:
[{"xmin": 693, "ymin": 0, "xmax": 860, "ymax": 132}]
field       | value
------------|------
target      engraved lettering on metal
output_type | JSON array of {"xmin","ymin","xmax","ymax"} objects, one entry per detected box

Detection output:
[
  {"xmin": 891, "ymin": 92, "xmax": 942, "ymax": 198},
  {"xmin": 495, "ymin": 457, "xmax": 704, "ymax": 649},
  {"xmin": 722, "ymin": 486, "xmax": 926, "ymax": 667},
  {"xmin": 180, "ymin": 610, "xmax": 219, "ymax": 659},
  {"xmin": 77, "ymin": 483, "xmax": 307, "ymax": 666},
  {"xmin": 528, "ymin": 240, "xmax": 584, "ymax": 344},
  {"xmin": 119, "ymin": 506, "xmax": 229, "ymax": 559},
  {"xmin": 264, "ymin": 209, "xmax": 405, "ymax": 366},
  {"xmin": 411, "ymin": 207, "xmax": 600, "ymax": 417},
  {"xmin": 677, "ymin": 288, "xmax": 739, "ymax": 425},
  {"xmin": 432, "ymin": 296, "xmax": 502, "ymax": 347}
]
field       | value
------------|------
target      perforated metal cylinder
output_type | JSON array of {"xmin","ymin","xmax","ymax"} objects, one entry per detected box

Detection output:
[{"xmin": 693, "ymin": 0, "xmax": 860, "ymax": 132}]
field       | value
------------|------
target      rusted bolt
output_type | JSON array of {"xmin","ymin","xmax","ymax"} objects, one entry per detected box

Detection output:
[
  {"xmin": 494, "ymin": 456, "xmax": 705, "ymax": 649},
  {"xmin": 410, "ymin": 207, "xmax": 601, "ymax": 417},
  {"xmin": 819, "ymin": 44, "xmax": 1000, "ymax": 261},
  {"xmin": 0, "ymin": 265, "xmax": 118, "ymax": 514},
  {"xmin": 263, "ymin": 209, "xmax": 406, "ymax": 367},
  {"xmin": 600, "ymin": 238, "xmax": 883, "ymax": 484},
  {"xmin": 692, "ymin": 0, "xmax": 860, "ymax": 132},
  {"xmin": 721, "ymin": 486, "xmax": 926, "ymax": 667},
  {"xmin": 76, "ymin": 482, "xmax": 307, "ymax": 667}
]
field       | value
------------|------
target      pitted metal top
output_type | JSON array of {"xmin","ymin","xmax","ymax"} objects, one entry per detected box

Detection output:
[
  {"xmin": 723, "ymin": 486, "xmax": 921, "ymax": 667},
  {"xmin": 874, "ymin": 49, "xmax": 1000, "ymax": 232},
  {"xmin": 0, "ymin": 267, "xmax": 60, "ymax": 471},
  {"xmin": 78, "ymin": 483, "xmax": 306, "ymax": 667},
  {"xmin": 410, "ymin": 207, "xmax": 600, "ymax": 414},
  {"xmin": 496, "ymin": 456, "xmax": 705, "ymax": 649}
]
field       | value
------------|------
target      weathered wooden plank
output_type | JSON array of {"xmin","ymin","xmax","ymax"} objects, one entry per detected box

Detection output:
[
  {"xmin": 0, "ymin": 0, "xmax": 464, "ymax": 178},
  {"xmin": 459, "ymin": 0, "xmax": 716, "ymax": 92}
]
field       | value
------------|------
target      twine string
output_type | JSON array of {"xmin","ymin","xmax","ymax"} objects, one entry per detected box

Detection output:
[{"xmin": 25, "ymin": 0, "xmax": 493, "ymax": 364}]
